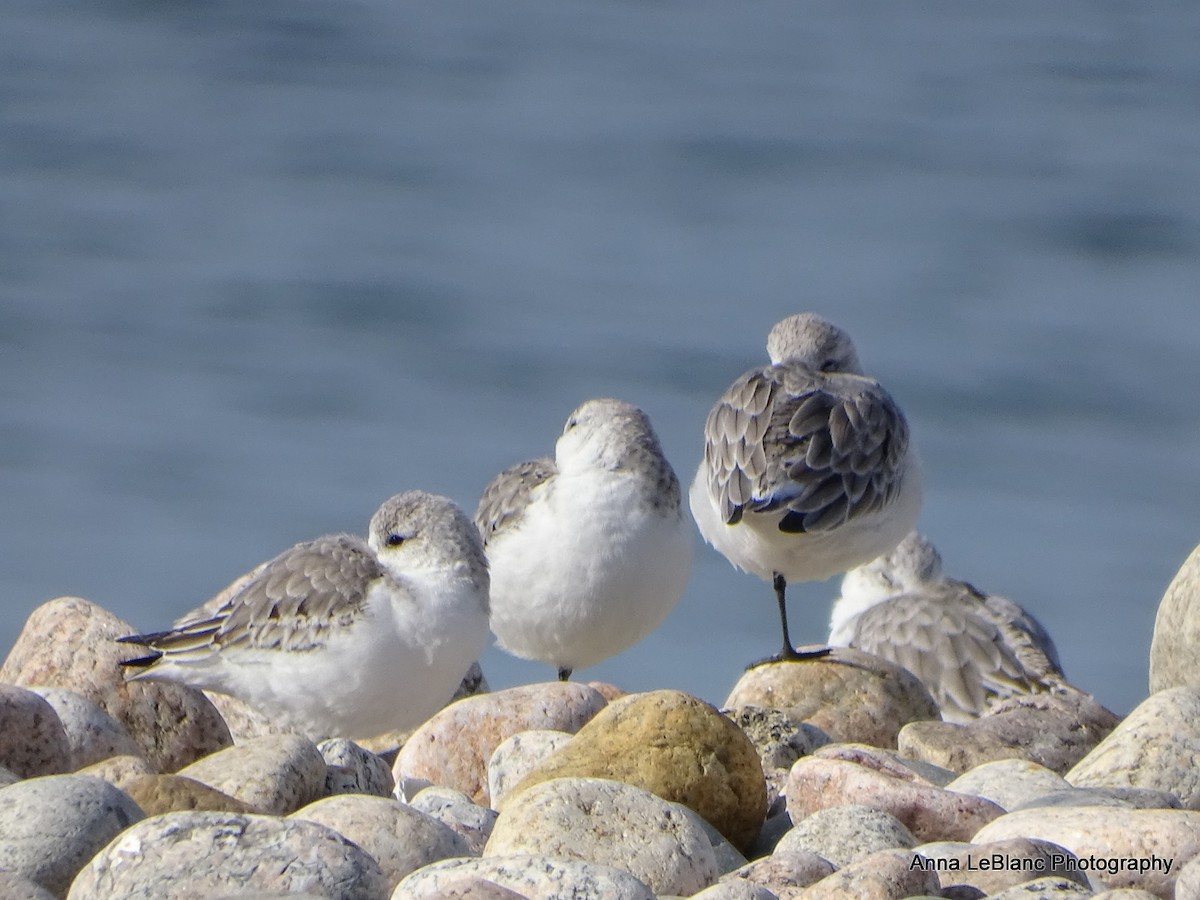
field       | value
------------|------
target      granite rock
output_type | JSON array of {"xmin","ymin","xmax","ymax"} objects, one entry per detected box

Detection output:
[
  {"xmin": 897, "ymin": 687, "xmax": 1119, "ymax": 775},
  {"xmin": 945, "ymin": 759, "xmax": 1071, "ymax": 811},
  {"xmin": 974, "ymin": 806, "xmax": 1200, "ymax": 896},
  {"xmin": 1067, "ymin": 686, "xmax": 1200, "ymax": 809},
  {"xmin": 0, "ymin": 774, "xmax": 145, "ymax": 897},
  {"xmin": 1149, "ymin": 542, "xmax": 1200, "ymax": 694},
  {"xmin": 177, "ymin": 733, "xmax": 326, "ymax": 815},
  {"xmin": 775, "ymin": 803, "xmax": 917, "ymax": 867},
  {"xmin": 66, "ymin": 811, "xmax": 389, "ymax": 900},
  {"xmin": 912, "ymin": 838, "xmax": 1090, "ymax": 896},
  {"xmin": 486, "ymin": 730, "xmax": 572, "ymax": 811},
  {"xmin": 0, "ymin": 597, "xmax": 232, "ymax": 772},
  {"xmin": 392, "ymin": 855, "xmax": 655, "ymax": 899},
  {"xmin": 985, "ymin": 876, "xmax": 1094, "ymax": 898},
  {"xmin": 320, "ymin": 738, "xmax": 395, "ymax": 797},
  {"xmin": 785, "ymin": 756, "xmax": 1003, "ymax": 842},
  {"xmin": 394, "ymin": 681, "xmax": 607, "ymax": 804},
  {"xmin": 485, "ymin": 776, "xmax": 718, "ymax": 896},
  {"xmin": 407, "ymin": 786, "xmax": 498, "ymax": 856},
  {"xmin": 507, "ymin": 690, "xmax": 767, "ymax": 851},
  {"xmin": 292, "ymin": 794, "xmax": 473, "ymax": 892},
  {"xmin": 724, "ymin": 851, "xmax": 835, "ymax": 900},
  {"xmin": 29, "ymin": 686, "xmax": 144, "ymax": 771},
  {"xmin": 723, "ymin": 650, "xmax": 939, "ymax": 749},
  {"xmin": 121, "ymin": 773, "xmax": 257, "ymax": 816},
  {"xmin": 798, "ymin": 848, "xmax": 940, "ymax": 899},
  {"xmin": 0, "ymin": 683, "xmax": 71, "ymax": 777}
]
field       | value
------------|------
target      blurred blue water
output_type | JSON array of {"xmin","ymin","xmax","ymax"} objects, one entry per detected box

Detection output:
[{"xmin": 3, "ymin": 0, "xmax": 1198, "ymax": 716}]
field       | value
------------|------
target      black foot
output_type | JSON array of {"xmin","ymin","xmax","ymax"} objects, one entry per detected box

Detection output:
[
  {"xmin": 557, "ymin": 666, "xmax": 573, "ymax": 682},
  {"xmin": 746, "ymin": 644, "xmax": 833, "ymax": 670}
]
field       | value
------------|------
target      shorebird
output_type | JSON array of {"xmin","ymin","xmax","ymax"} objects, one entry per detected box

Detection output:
[
  {"xmin": 476, "ymin": 397, "xmax": 693, "ymax": 681},
  {"xmin": 118, "ymin": 491, "xmax": 490, "ymax": 740},
  {"xmin": 829, "ymin": 531, "xmax": 1065, "ymax": 721},
  {"xmin": 690, "ymin": 312, "xmax": 921, "ymax": 663}
]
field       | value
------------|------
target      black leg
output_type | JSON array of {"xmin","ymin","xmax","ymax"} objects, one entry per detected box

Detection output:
[
  {"xmin": 557, "ymin": 665, "xmax": 573, "ymax": 682},
  {"xmin": 746, "ymin": 572, "xmax": 832, "ymax": 668}
]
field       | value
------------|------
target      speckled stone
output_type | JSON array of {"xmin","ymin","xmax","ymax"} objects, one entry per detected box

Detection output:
[
  {"xmin": 724, "ymin": 851, "xmax": 835, "ymax": 900},
  {"xmin": 408, "ymin": 786, "xmax": 498, "ymax": 857},
  {"xmin": 776, "ymin": 804, "xmax": 917, "ymax": 867},
  {"xmin": 945, "ymin": 759, "xmax": 1071, "ymax": 811},
  {"xmin": 897, "ymin": 687, "xmax": 1119, "ymax": 775},
  {"xmin": 202, "ymin": 689, "xmax": 292, "ymax": 743},
  {"xmin": 973, "ymin": 806, "xmax": 1200, "ymax": 896},
  {"xmin": 0, "ymin": 683, "xmax": 71, "ymax": 777},
  {"xmin": 912, "ymin": 838, "xmax": 1090, "ymax": 896},
  {"xmin": 1149, "ymin": 542, "xmax": 1200, "ymax": 694},
  {"xmin": 0, "ymin": 774, "xmax": 145, "ymax": 897},
  {"xmin": 30, "ymin": 686, "xmax": 144, "ymax": 770},
  {"xmin": 486, "ymin": 730, "xmax": 573, "ymax": 811},
  {"xmin": 77, "ymin": 753, "xmax": 156, "ymax": 791},
  {"xmin": 394, "ymin": 681, "xmax": 607, "ymax": 804},
  {"xmin": 985, "ymin": 876, "xmax": 1094, "ymax": 898},
  {"xmin": 691, "ymin": 880, "xmax": 780, "ymax": 900},
  {"xmin": 812, "ymin": 743, "xmax": 957, "ymax": 787},
  {"xmin": 507, "ymin": 690, "xmax": 767, "ymax": 852},
  {"xmin": 724, "ymin": 706, "xmax": 830, "ymax": 808},
  {"xmin": 0, "ymin": 764, "xmax": 20, "ymax": 787},
  {"xmin": 0, "ymin": 597, "xmax": 232, "ymax": 772},
  {"xmin": 321, "ymin": 738, "xmax": 395, "ymax": 797},
  {"xmin": 121, "ymin": 773, "xmax": 258, "ymax": 816},
  {"xmin": 1067, "ymin": 686, "xmax": 1200, "ymax": 809},
  {"xmin": 485, "ymin": 776, "xmax": 718, "ymax": 896},
  {"xmin": 292, "ymin": 794, "xmax": 473, "ymax": 892},
  {"xmin": 1175, "ymin": 853, "xmax": 1200, "ymax": 900},
  {"xmin": 400, "ymin": 879, "xmax": 527, "ymax": 900},
  {"xmin": 66, "ymin": 811, "xmax": 389, "ymax": 900},
  {"xmin": 392, "ymin": 855, "xmax": 655, "ymax": 900},
  {"xmin": 0, "ymin": 871, "xmax": 57, "ymax": 900},
  {"xmin": 799, "ymin": 848, "xmax": 940, "ymax": 899},
  {"xmin": 1017, "ymin": 786, "xmax": 1181, "ymax": 811},
  {"xmin": 723, "ymin": 649, "xmax": 939, "ymax": 750},
  {"xmin": 177, "ymin": 733, "xmax": 326, "ymax": 815},
  {"xmin": 785, "ymin": 756, "xmax": 1003, "ymax": 843}
]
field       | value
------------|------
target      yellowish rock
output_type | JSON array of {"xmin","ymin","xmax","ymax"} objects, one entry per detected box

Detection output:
[
  {"xmin": 724, "ymin": 649, "xmax": 939, "ymax": 749},
  {"xmin": 121, "ymin": 774, "xmax": 258, "ymax": 816},
  {"xmin": 508, "ymin": 689, "xmax": 766, "ymax": 852}
]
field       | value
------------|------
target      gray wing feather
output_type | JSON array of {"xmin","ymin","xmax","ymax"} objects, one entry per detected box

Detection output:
[
  {"xmin": 849, "ymin": 585, "xmax": 1041, "ymax": 719},
  {"xmin": 475, "ymin": 457, "xmax": 557, "ymax": 545},
  {"xmin": 134, "ymin": 535, "xmax": 385, "ymax": 657},
  {"xmin": 703, "ymin": 364, "xmax": 910, "ymax": 532}
]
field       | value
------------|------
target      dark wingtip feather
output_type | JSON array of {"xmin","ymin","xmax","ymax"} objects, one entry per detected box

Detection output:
[{"xmin": 118, "ymin": 651, "xmax": 163, "ymax": 669}]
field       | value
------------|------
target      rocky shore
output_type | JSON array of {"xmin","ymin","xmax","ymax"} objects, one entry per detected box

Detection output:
[{"xmin": 2, "ymin": 546, "xmax": 1200, "ymax": 900}]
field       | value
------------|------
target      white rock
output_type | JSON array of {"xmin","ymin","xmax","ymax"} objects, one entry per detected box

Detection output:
[
  {"xmin": 320, "ymin": 739, "xmax": 395, "ymax": 797},
  {"xmin": 776, "ymin": 803, "xmax": 916, "ymax": 866},
  {"xmin": 484, "ymin": 776, "xmax": 719, "ymax": 896},
  {"xmin": 67, "ymin": 811, "xmax": 389, "ymax": 900},
  {"xmin": 407, "ymin": 786, "xmax": 498, "ymax": 856},
  {"xmin": 946, "ymin": 758, "xmax": 1071, "ymax": 811},
  {"xmin": 177, "ymin": 733, "xmax": 326, "ymax": 815},
  {"xmin": 291, "ymin": 794, "xmax": 473, "ymax": 891},
  {"xmin": 392, "ymin": 854, "xmax": 654, "ymax": 899},
  {"xmin": 486, "ymin": 730, "xmax": 572, "ymax": 810}
]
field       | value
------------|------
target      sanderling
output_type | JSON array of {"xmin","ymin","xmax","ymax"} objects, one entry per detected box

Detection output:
[
  {"xmin": 476, "ymin": 397, "xmax": 693, "ymax": 681},
  {"xmin": 829, "ymin": 531, "xmax": 1064, "ymax": 721},
  {"xmin": 118, "ymin": 491, "xmax": 490, "ymax": 740},
  {"xmin": 689, "ymin": 312, "xmax": 922, "ymax": 663}
]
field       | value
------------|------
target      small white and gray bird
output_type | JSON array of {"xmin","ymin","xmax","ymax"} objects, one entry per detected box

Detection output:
[
  {"xmin": 690, "ymin": 312, "xmax": 922, "ymax": 663},
  {"xmin": 118, "ymin": 491, "xmax": 490, "ymax": 740},
  {"xmin": 475, "ymin": 397, "xmax": 693, "ymax": 681},
  {"xmin": 828, "ymin": 531, "xmax": 1065, "ymax": 722}
]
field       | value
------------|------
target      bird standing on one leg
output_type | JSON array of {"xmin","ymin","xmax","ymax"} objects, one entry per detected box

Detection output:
[{"xmin": 689, "ymin": 312, "xmax": 922, "ymax": 664}]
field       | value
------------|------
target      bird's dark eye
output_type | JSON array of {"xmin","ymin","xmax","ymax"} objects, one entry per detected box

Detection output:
[
  {"xmin": 820, "ymin": 358, "xmax": 840, "ymax": 372},
  {"xmin": 385, "ymin": 534, "xmax": 406, "ymax": 547},
  {"xmin": 564, "ymin": 418, "xmax": 578, "ymax": 433}
]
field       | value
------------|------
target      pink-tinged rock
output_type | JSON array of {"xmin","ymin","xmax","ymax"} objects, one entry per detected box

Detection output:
[
  {"xmin": 897, "ymin": 687, "xmax": 1118, "ymax": 775},
  {"xmin": 799, "ymin": 848, "xmax": 940, "ymax": 899},
  {"xmin": 30, "ymin": 687, "xmax": 143, "ymax": 770},
  {"xmin": 785, "ymin": 756, "xmax": 1003, "ymax": 842},
  {"xmin": 723, "ymin": 851, "xmax": 835, "ymax": 900},
  {"xmin": 912, "ymin": 837, "xmax": 1090, "ymax": 896},
  {"xmin": 0, "ymin": 684, "xmax": 70, "ymax": 777},
  {"xmin": 0, "ymin": 597, "xmax": 232, "ymax": 772},
  {"xmin": 973, "ymin": 806, "xmax": 1200, "ymax": 897},
  {"xmin": 723, "ymin": 649, "xmax": 939, "ymax": 749},
  {"xmin": 393, "ymin": 681, "xmax": 607, "ymax": 805}
]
